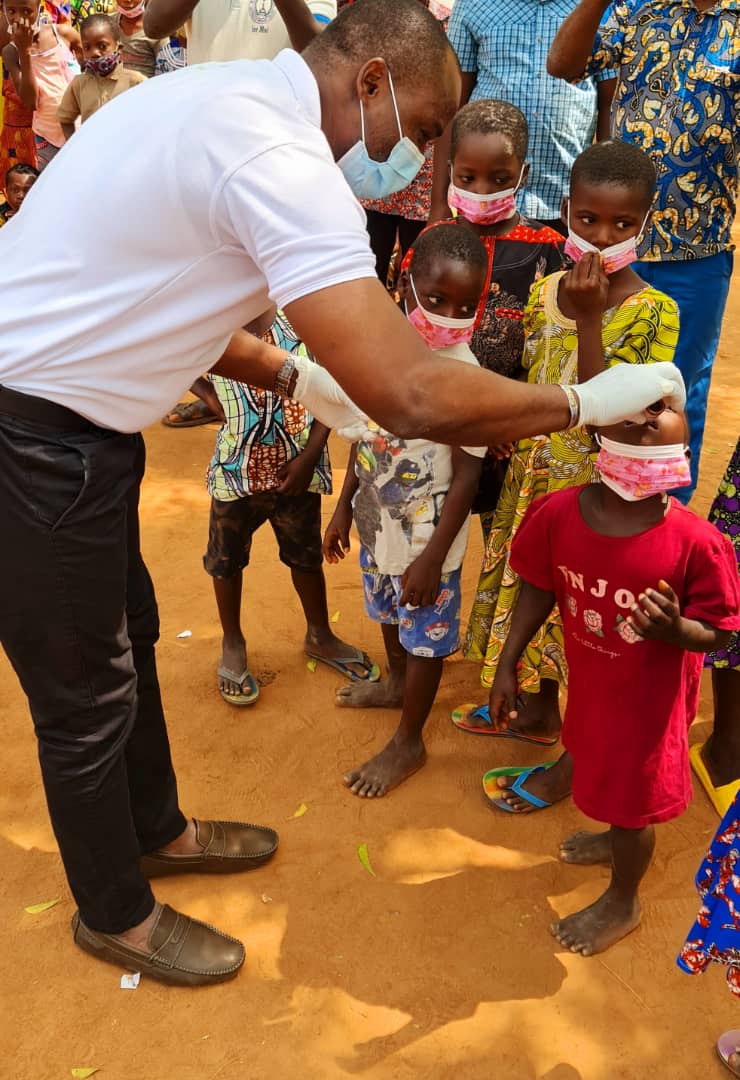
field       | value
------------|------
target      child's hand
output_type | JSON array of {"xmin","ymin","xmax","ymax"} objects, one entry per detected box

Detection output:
[
  {"xmin": 277, "ymin": 452, "xmax": 315, "ymax": 497},
  {"xmin": 322, "ymin": 507, "xmax": 352, "ymax": 564},
  {"xmin": 489, "ymin": 442, "xmax": 515, "ymax": 461},
  {"xmin": 561, "ymin": 251, "xmax": 609, "ymax": 320},
  {"xmin": 11, "ymin": 15, "xmax": 36, "ymax": 52},
  {"xmin": 627, "ymin": 579, "xmax": 681, "ymax": 643},
  {"xmin": 489, "ymin": 664, "xmax": 519, "ymax": 729},
  {"xmin": 400, "ymin": 553, "xmax": 442, "ymax": 609}
]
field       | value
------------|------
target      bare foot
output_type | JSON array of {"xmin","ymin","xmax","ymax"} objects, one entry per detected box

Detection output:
[
  {"xmin": 114, "ymin": 902, "xmax": 162, "ymax": 952},
  {"xmin": 496, "ymin": 752, "xmax": 573, "ymax": 813},
  {"xmin": 343, "ymin": 735, "xmax": 426, "ymax": 797},
  {"xmin": 550, "ymin": 888, "xmax": 641, "ymax": 956},
  {"xmin": 559, "ymin": 830, "xmax": 612, "ymax": 865},
  {"xmin": 336, "ymin": 676, "xmax": 404, "ymax": 709},
  {"xmin": 219, "ymin": 635, "xmax": 248, "ymax": 698},
  {"xmin": 703, "ymin": 735, "xmax": 740, "ymax": 788},
  {"xmin": 305, "ymin": 629, "xmax": 374, "ymax": 678}
]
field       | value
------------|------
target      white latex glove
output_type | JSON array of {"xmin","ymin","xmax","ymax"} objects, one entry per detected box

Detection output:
[
  {"xmin": 292, "ymin": 356, "xmax": 380, "ymax": 442},
  {"xmin": 572, "ymin": 362, "xmax": 686, "ymax": 426}
]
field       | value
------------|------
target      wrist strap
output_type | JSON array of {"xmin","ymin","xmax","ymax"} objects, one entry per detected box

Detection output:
[
  {"xmin": 559, "ymin": 384, "xmax": 581, "ymax": 430},
  {"xmin": 274, "ymin": 353, "xmax": 296, "ymax": 397}
]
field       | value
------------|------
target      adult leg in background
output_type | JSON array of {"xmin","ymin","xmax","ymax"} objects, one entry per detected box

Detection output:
[{"xmin": 638, "ymin": 251, "xmax": 733, "ymax": 501}]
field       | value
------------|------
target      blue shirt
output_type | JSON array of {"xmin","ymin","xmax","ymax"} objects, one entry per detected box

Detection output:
[
  {"xmin": 585, "ymin": 0, "xmax": 740, "ymax": 261},
  {"xmin": 447, "ymin": 0, "xmax": 614, "ymax": 220}
]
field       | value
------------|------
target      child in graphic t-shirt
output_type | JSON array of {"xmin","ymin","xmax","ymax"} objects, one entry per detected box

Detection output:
[
  {"xmin": 488, "ymin": 406, "xmax": 740, "ymax": 957},
  {"xmin": 323, "ymin": 222, "xmax": 487, "ymax": 797}
]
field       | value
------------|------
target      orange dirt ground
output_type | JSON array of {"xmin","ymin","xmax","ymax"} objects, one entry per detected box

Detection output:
[{"xmin": 1, "ymin": 270, "xmax": 739, "ymax": 1080}]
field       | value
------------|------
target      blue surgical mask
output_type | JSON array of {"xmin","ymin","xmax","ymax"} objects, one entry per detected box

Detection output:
[{"xmin": 338, "ymin": 67, "xmax": 425, "ymax": 200}]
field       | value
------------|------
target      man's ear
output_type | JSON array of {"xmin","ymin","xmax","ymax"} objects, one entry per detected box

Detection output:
[{"xmin": 355, "ymin": 57, "xmax": 388, "ymax": 107}]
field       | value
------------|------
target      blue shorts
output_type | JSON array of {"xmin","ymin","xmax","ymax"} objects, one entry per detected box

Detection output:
[{"xmin": 360, "ymin": 548, "xmax": 462, "ymax": 659}]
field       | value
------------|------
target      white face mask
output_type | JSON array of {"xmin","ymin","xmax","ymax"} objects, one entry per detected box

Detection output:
[{"xmin": 565, "ymin": 206, "xmax": 651, "ymax": 275}]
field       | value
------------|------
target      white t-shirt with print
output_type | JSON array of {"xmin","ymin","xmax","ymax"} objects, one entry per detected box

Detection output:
[
  {"xmin": 353, "ymin": 343, "xmax": 486, "ymax": 576},
  {"xmin": 188, "ymin": 0, "xmax": 336, "ymax": 65}
]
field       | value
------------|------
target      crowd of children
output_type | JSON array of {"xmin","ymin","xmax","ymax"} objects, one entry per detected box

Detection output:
[{"xmin": 0, "ymin": 0, "xmax": 739, "ymax": 1033}]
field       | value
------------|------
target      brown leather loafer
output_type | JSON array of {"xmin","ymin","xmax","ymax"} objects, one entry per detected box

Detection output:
[
  {"xmin": 140, "ymin": 819, "xmax": 278, "ymax": 878},
  {"xmin": 72, "ymin": 904, "xmax": 245, "ymax": 986}
]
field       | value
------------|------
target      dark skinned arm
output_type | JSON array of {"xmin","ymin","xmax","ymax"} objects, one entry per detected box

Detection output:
[
  {"xmin": 4, "ymin": 34, "xmax": 38, "ymax": 111},
  {"xmin": 283, "ymin": 277, "xmax": 574, "ymax": 445},
  {"xmin": 276, "ymin": 418, "xmax": 330, "ymax": 495},
  {"xmin": 628, "ymin": 580, "xmax": 734, "ymax": 653},
  {"xmin": 273, "ymin": 0, "xmax": 324, "ymax": 50},
  {"xmin": 489, "ymin": 581, "xmax": 556, "ymax": 727},
  {"xmin": 323, "ymin": 443, "xmax": 359, "ymax": 564},
  {"xmin": 144, "ymin": 0, "xmax": 197, "ymax": 43},
  {"xmin": 596, "ymin": 76, "xmax": 616, "ymax": 140},
  {"xmin": 429, "ymin": 70, "xmax": 475, "ymax": 222},
  {"xmin": 558, "ymin": 253, "xmax": 609, "ymax": 382},
  {"xmin": 400, "ymin": 447, "xmax": 483, "ymax": 606},
  {"xmin": 547, "ymin": 0, "xmax": 612, "ymax": 81}
]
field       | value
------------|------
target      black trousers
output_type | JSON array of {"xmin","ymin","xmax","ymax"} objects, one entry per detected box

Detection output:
[
  {"xmin": 0, "ymin": 389, "xmax": 186, "ymax": 933},
  {"xmin": 365, "ymin": 209, "xmax": 426, "ymax": 285}
]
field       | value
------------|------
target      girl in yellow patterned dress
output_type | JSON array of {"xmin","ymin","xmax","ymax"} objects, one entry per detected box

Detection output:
[{"xmin": 452, "ymin": 141, "xmax": 680, "ymax": 760}]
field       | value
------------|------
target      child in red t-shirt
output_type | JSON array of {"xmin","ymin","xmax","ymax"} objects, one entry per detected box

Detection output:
[{"xmin": 490, "ymin": 407, "xmax": 740, "ymax": 957}]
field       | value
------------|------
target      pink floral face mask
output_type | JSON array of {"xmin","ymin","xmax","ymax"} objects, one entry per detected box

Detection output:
[
  {"xmin": 447, "ymin": 164, "xmax": 525, "ymax": 226},
  {"xmin": 595, "ymin": 434, "xmax": 691, "ymax": 501},
  {"xmin": 406, "ymin": 275, "xmax": 476, "ymax": 349}
]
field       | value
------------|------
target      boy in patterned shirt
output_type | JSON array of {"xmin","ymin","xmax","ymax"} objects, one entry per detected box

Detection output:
[{"xmin": 203, "ymin": 308, "xmax": 376, "ymax": 706}]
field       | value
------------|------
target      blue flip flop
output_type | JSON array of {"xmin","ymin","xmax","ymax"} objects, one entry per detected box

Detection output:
[
  {"xmin": 483, "ymin": 764, "xmax": 554, "ymax": 813},
  {"xmin": 452, "ymin": 703, "xmax": 560, "ymax": 746}
]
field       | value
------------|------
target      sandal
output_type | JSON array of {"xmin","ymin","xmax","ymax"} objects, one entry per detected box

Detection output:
[
  {"xmin": 305, "ymin": 647, "xmax": 380, "ymax": 683},
  {"xmin": 162, "ymin": 400, "xmax": 220, "ymax": 427},
  {"xmin": 451, "ymin": 703, "xmax": 560, "ymax": 746},
  {"xmin": 218, "ymin": 666, "xmax": 260, "ymax": 706}
]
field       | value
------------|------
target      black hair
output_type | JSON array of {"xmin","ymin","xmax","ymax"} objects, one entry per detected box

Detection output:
[
  {"xmin": 451, "ymin": 99, "xmax": 528, "ymax": 161},
  {"xmin": 571, "ymin": 140, "xmax": 656, "ymax": 210},
  {"xmin": 80, "ymin": 13, "xmax": 120, "ymax": 40},
  {"xmin": 305, "ymin": 0, "xmax": 456, "ymax": 88},
  {"xmin": 6, "ymin": 162, "xmax": 39, "ymax": 183},
  {"xmin": 409, "ymin": 222, "xmax": 488, "ymax": 280}
]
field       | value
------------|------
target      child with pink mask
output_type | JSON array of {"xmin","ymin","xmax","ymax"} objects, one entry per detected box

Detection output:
[
  {"xmin": 444, "ymin": 100, "xmax": 564, "ymax": 532},
  {"xmin": 322, "ymin": 223, "xmax": 487, "ymax": 799},
  {"xmin": 455, "ymin": 139, "xmax": 680, "ymax": 754},
  {"xmin": 114, "ymin": 0, "xmax": 163, "ymax": 76},
  {"xmin": 488, "ymin": 406, "xmax": 740, "ymax": 958}
]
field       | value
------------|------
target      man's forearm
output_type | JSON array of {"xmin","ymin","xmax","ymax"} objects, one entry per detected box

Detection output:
[
  {"xmin": 144, "ymin": 0, "xmax": 197, "ymax": 40},
  {"xmin": 210, "ymin": 328, "xmax": 290, "ymax": 390},
  {"xmin": 274, "ymin": 0, "xmax": 321, "ymax": 51},
  {"xmin": 547, "ymin": 0, "xmax": 610, "ymax": 81}
]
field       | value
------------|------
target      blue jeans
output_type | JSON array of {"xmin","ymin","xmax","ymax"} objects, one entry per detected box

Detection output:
[{"xmin": 638, "ymin": 251, "xmax": 733, "ymax": 502}]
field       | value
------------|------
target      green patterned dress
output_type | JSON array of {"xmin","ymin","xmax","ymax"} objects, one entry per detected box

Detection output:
[{"xmin": 464, "ymin": 270, "xmax": 679, "ymax": 691}]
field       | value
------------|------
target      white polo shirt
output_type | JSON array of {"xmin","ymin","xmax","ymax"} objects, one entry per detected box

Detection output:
[
  {"xmin": 188, "ymin": 0, "xmax": 336, "ymax": 66},
  {"xmin": 0, "ymin": 50, "xmax": 375, "ymax": 432}
]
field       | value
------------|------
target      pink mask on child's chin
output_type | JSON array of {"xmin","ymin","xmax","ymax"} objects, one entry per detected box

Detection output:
[
  {"xmin": 595, "ymin": 435, "xmax": 691, "ymax": 501},
  {"xmin": 406, "ymin": 275, "xmax": 476, "ymax": 349}
]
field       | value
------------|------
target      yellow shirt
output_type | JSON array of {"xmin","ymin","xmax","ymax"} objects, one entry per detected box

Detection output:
[{"xmin": 57, "ymin": 63, "xmax": 147, "ymax": 126}]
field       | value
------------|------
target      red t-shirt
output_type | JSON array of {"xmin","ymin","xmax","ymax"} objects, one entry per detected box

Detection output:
[{"xmin": 510, "ymin": 488, "xmax": 740, "ymax": 829}]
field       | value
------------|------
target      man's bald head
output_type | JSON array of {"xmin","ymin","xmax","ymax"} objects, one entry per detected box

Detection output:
[{"xmin": 305, "ymin": 0, "xmax": 461, "ymax": 163}]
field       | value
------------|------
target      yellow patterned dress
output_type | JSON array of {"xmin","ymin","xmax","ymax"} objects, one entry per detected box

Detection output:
[{"xmin": 464, "ymin": 270, "xmax": 680, "ymax": 691}]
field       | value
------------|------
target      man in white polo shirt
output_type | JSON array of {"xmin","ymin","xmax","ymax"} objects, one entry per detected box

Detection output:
[{"xmin": 0, "ymin": 0, "xmax": 684, "ymax": 987}]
